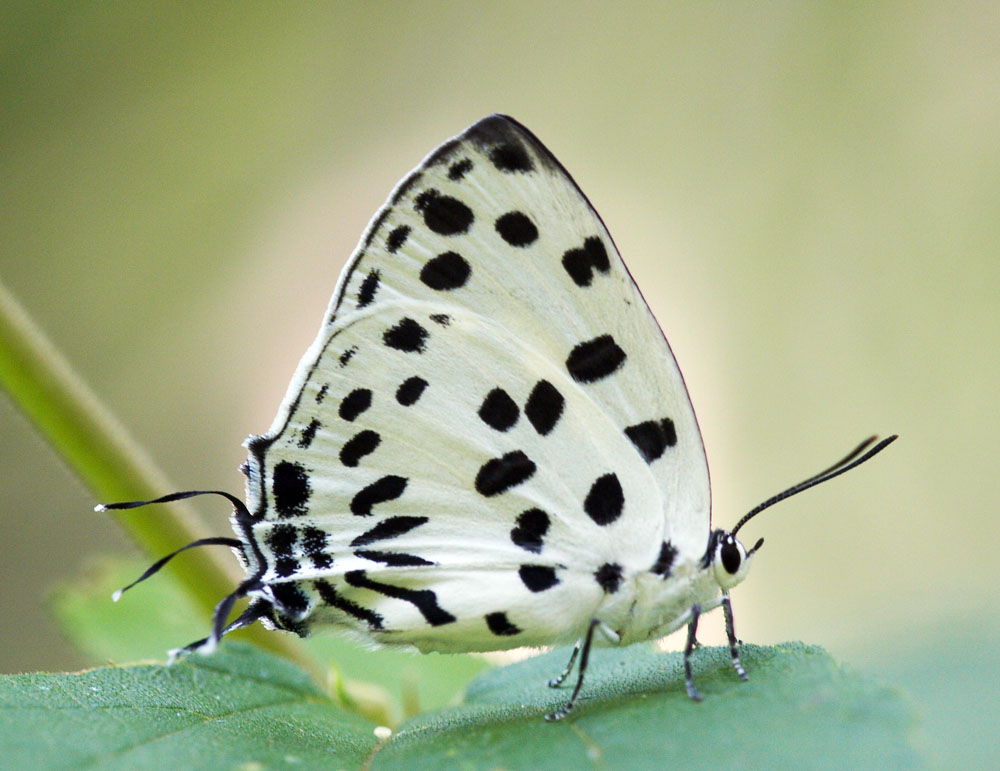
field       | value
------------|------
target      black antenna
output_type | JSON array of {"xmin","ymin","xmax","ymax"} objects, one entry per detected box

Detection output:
[
  {"xmin": 730, "ymin": 435, "xmax": 898, "ymax": 537},
  {"xmin": 96, "ymin": 490, "xmax": 250, "ymax": 600}
]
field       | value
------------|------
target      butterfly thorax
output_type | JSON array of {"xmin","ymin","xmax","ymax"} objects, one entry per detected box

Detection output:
[{"xmin": 597, "ymin": 559, "xmax": 725, "ymax": 646}]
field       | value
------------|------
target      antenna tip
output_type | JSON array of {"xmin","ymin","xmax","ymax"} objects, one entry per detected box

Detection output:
[
  {"xmin": 111, "ymin": 589, "xmax": 123, "ymax": 603},
  {"xmin": 94, "ymin": 504, "xmax": 107, "ymax": 512}
]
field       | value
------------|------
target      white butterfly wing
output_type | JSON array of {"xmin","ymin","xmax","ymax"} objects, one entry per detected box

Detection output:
[{"xmin": 241, "ymin": 115, "xmax": 710, "ymax": 650}]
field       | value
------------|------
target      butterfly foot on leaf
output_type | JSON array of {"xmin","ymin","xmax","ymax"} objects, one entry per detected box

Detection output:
[{"xmin": 544, "ymin": 706, "xmax": 571, "ymax": 722}]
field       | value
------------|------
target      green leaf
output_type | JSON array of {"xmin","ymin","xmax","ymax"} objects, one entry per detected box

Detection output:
[
  {"xmin": 0, "ymin": 642, "xmax": 920, "ymax": 770},
  {"xmin": 0, "ymin": 644, "xmax": 377, "ymax": 770},
  {"xmin": 374, "ymin": 642, "xmax": 921, "ymax": 770}
]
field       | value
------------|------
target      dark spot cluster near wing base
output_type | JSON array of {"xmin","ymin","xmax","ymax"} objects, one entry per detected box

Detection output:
[
  {"xmin": 272, "ymin": 461, "xmax": 311, "ymax": 518},
  {"xmin": 264, "ymin": 523, "xmax": 333, "ymax": 577}
]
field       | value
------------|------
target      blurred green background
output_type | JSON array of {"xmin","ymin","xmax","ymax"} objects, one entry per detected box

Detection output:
[{"xmin": 2, "ymin": 2, "xmax": 997, "ymax": 765}]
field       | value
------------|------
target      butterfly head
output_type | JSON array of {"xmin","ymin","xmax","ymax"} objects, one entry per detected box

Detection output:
[{"xmin": 706, "ymin": 529, "xmax": 763, "ymax": 591}]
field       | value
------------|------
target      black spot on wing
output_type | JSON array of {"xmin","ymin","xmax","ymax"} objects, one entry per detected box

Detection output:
[
  {"xmin": 519, "ymin": 564, "xmax": 559, "ymax": 592},
  {"xmin": 339, "ymin": 388, "xmax": 372, "ymax": 421},
  {"xmin": 510, "ymin": 508, "xmax": 550, "ymax": 554},
  {"xmin": 495, "ymin": 211, "xmax": 538, "ymax": 246},
  {"xmin": 396, "ymin": 376, "xmax": 428, "ymax": 405},
  {"xmin": 594, "ymin": 562, "xmax": 623, "ymax": 593},
  {"xmin": 383, "ymin": 317, "xmax": 428, "ymax": 353},
  {"xmin": 315, "ymin": 579, "xmax": 383, "ymax": 630},
  {"xmin": 475, "ymin": 451, "xmax": 536, "ymax": 497},
  {"xmin": 524, "ymin": 380, "xmax": 564, "ymax": 436},
  {"xmin": 386, "ymin": 225, "xmax": 410, "ymax": 253},
  {"xmin": 339, "ymin": 346, "xmax": 358, "ymax": 367},
  {"xmin": 340, "ymin": 430, "xmax": 381, "ymax": 467},
  {"xmin": 270, "ymin": 582, "xmax": 309, "ymax": 617},
  {"xmin": 414, "ymin": 189, "xmax": 474, "ymax": 236},
  {"xmin": 297, "ymin": 418, "xmax": 320, "ymax": 448},
  {"xmin": 489, "ymin": 141, "xmax": 534, "ymax": 173},
  {"xmin": 315, "ymin": 384, "xmax": 329, "ymax": 404},
  {"xmin": 429, "ymin": 313, "xmax": 450, "ymax": 326},
  {"xmin": 448, "ymin": 158, "xmax": 473, "ymax": 180},
  {"xmin": 351, "ymin": 516, "xmax": 428, "ymax": 547},
  {"xmin": 651, "ymin": 541, "xmax": 678, "ymax": 577},
  {"xmin": 345, "ymin": 570, "xmax": 456, "ymax": 626},
  {"xmin": 584, "ymin": 473, "xmax": 624, "ymax": 526},
  {"xmin": 354, "ymin": 549, "xmax": 435, "ymax": 567},
  {"xmin": 302, "ymin": 526, "xmax": 332, "ymax": 570},
  {"xmin": 478, "ymin": 388, "xmax": 519, "ymax": 431},
  {"xmin": 562, "ymin": 236, "xmax": 611, "ymax": 287},
  {"xmin": 266, "ymin": 523, "xmax": 297, "ymax": 557},
  {"xmin": 625, "ymin": 419, "xmax": 677, "ymax": 463},
  {"xmin": 566, "ymin": 335, "xmax": 626, "ymax": 383},
  {"xmin": 485, "ymin": 611, "xmax": 522, "ymax": 636},
  {"xmin": 274, "ymin": 557, "xmax": 300, "ymax": 578},
  {"xmin": 420, "ymin": 252, "xmax": 471, "ymax": 290},
  {"xmin": 358, "ymin": 269, "xmax": 380, "ymax": 308},
  {"xmin": 351, "ymin": 475, "xmax": 407, "ymax": 516},
  {"xmin": 272, "ymin": 461, "xmax": 311, "ymax": 518}
]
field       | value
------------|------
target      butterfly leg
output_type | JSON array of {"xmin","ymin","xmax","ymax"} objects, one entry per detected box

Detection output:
[
  {"xmin": 684, "ymin": 603, "xmax": 703, "ymax": 701},
  {"xmin": 721, "ymin": 591, "xmax": 748, "ymax": 681},
  {"xmin": 545, "ymin": 618, "xmax": 599, "ymax": 721},
  {"xmin": 547, "ymin": 638, "xmax": 582, "ymax": 688}
]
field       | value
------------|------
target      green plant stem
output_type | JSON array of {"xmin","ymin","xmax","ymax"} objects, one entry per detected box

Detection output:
[{"xmin": 0, "ymin": 280, "xmax": 319, "ymax": 677}]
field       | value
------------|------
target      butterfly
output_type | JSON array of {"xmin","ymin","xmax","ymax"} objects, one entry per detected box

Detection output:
[{"xmin": 99, "ymin": 115, "xmax": 896, "ymax": 721}]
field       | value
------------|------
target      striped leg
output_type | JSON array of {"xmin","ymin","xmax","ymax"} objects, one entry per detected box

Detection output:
[
  {"xmin": 721, "ymin": 591, "xmax": 748, "ymax": 681},
  {"xmin": 547, "ymin": 638, "xmax": 582, "ymax": 688},
  {"xmin": 545, "ymin": 618, "xmax": 599, "ymax": 721},
  {"xmin": 684, "ymin": 603, "xmax": 703, "ymax": 701}
]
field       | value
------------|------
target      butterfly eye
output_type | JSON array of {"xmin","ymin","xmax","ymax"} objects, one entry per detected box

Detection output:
[{"xmin": 720, "ymin": 538, "xmax": 742, "ymax": 574}]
